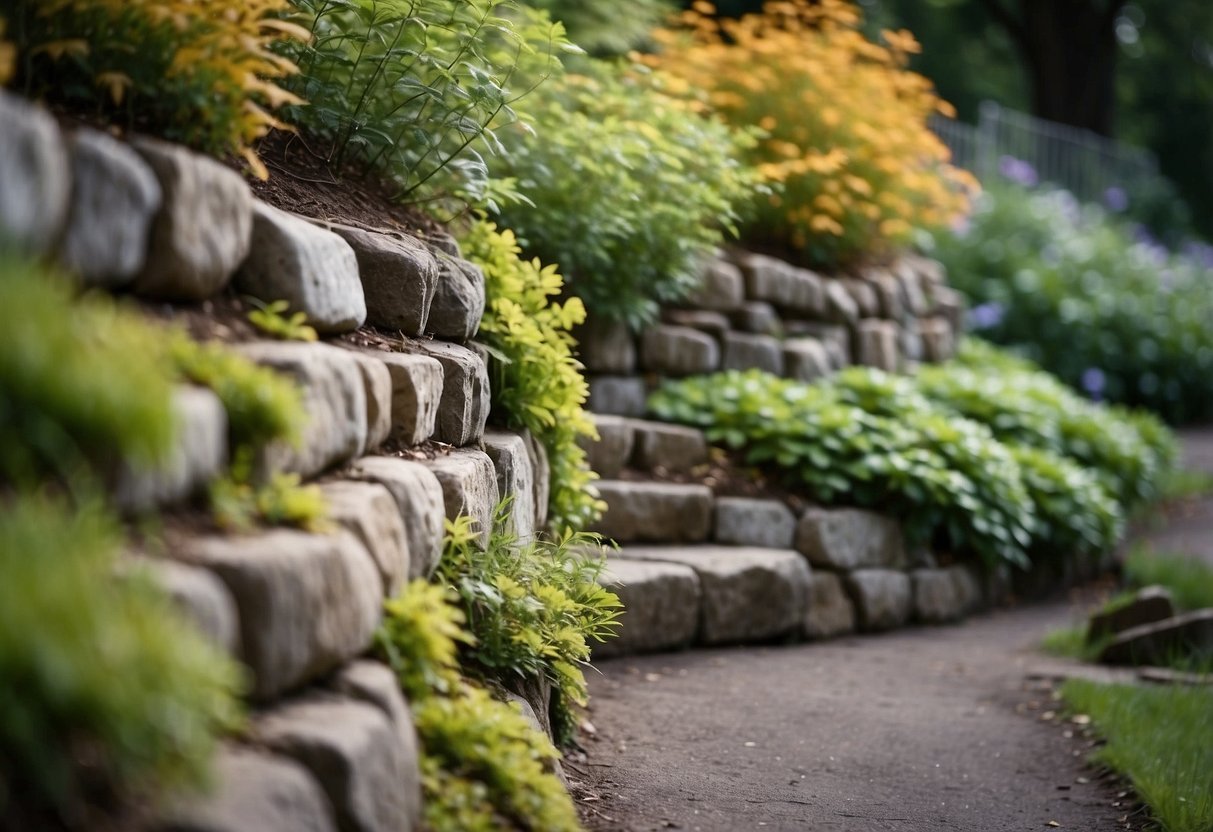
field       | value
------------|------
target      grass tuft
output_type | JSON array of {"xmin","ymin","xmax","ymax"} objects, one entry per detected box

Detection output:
[{"xmin": 1125, "ymin": 549, "xmax": 1213, "ymax": 612}]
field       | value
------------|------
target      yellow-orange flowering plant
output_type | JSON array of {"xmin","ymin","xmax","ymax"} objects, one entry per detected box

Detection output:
[
  {"xmin": 4, "ymin": 0, "xmax": 307, "ymax": 177},
  {"xmin": 644, "ymin": 0, "xmax": 977, "ymax": 268},
  {"xmin": 0, "ymin": 19, "xmax": 13, "ymax": 85}
]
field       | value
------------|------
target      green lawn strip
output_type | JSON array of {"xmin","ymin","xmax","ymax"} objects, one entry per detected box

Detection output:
[
  {"xmin": 1125, "ymin": 549, "xmax": 1213, "ymax": 611},
  {"xmin": 1040, "ymin": 625, "xmax": 1106, "ymax": 662},
  {"xmin": 1061, "ymin": 680, "xmax": 1213, "ymax": 832}
]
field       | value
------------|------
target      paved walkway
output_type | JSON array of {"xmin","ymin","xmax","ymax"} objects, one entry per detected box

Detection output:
[{"xmin": 577, "ymin": 431, "xmax": 1213, "ymax": 831}]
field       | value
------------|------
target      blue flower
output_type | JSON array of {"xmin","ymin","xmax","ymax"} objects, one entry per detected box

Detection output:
[
  {"xmin": 968, "ymin": 302, "xmax": 1005, "ymax": 330},
  {"xmin": 1081, "ymin": 367, "xmax": 1106, "ymax": 400},
  {"xmin": 998, "ymin": 156, "xmax": 1038, "ymax": 188},
  {"xmin": 1103, "ymin": 186, "xmax": 1129, "ymax": 213}
]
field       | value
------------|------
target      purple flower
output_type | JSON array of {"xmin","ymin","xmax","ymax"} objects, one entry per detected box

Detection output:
[
  {"xmin": 1081, "ymin": 367, "xmax": 1106, "ymax": 400},
  {"xmin": 998, "ymin": 155, "xmax": 1038, "ymax": 188},
  {"xmin": 1180, "ymin": 240, "xmax": 1213, "ymax": 270},
  {"xmin": 1103, "ymin": 186, "xmax": 1129, "ymax": 213},
  {"xmin": 969, "ymin": 302, "xmax": 1005, "ymax": 330}
]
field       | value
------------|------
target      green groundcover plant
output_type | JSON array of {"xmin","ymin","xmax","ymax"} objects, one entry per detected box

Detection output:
[
  {"xmin": 527, "ymin": 0, "xmax": 673, "ymax": 56},
  {"xmin": 934, "ymin": 182, "xmax": 1213, "ymax": 424},
  {"xmin": 489, "ymin": 58, "xmax": 761, "ymax": 328}
]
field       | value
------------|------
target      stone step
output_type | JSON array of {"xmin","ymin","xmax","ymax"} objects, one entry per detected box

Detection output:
[
  {"xmin": 591, "ymin": 480, "xmax": 713, "ymax": 544},
  {"xmin": 580, "ymin": 415, "xmax": 709, "ymax": 478},
  {"xmin": 596, "ymin": 559, "xmax": 701, "ymax": 658}
]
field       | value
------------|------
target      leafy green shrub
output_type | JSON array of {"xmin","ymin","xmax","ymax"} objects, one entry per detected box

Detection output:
[
  {"xmin": 246, "ymin": 299, "xmax": 318, "ymax": 342},
  {"xmin": 527, "ymin": 0, "xmax": 673, "ymax": 56},
  {"xmin": 1009, "ymin": 445, "xmax": 1122, "ymax": 561},
  {"xmin": 459, "ymin": 219, "xmax": 601, "ymax": 532},
  {"xmin": 0, "ymin": 495, "xmax": 244, "ymax": 828},
  {"xmin": 279, "ymin": 0, "xmax": 571, "ymax": 209},
  {"xmin": 934, "ymin": 183, "xmax": 1213, "ymax": 423},
  {"xmin": 438, "ymin": 508, "xmax": 621, "ymax": 742},
  {"xmin": 5, "ymin": 0, "xmax": 304, "ymax": 176},
  {"xmin": 490, "ymin": 59, "xmax": 761, "ymax": 328}
]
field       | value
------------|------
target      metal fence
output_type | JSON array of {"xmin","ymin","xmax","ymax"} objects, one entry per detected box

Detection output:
[{"xmin": 931, "ymin": 101, "xmax": 1161, "ymax": 207}]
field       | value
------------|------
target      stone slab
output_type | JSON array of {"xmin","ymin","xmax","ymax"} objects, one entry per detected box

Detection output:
[
  {"xmin": 803, "ymin": 570, "xmax": 856, "ymax": 640},
  {"xmin": 844, "ymin": 569, "xmax": 912, "ymax": 632},
  {"xmin": 587, "ymin": 376, "xmax": 648, "ymax": 418},
  {"xmin": 630, "ymin": 420, "xmax": 709, "ymax": 472},
  {"xmin": 580, "ymin": 414, "xmax": 635, "ymax": 479},
  {"xmin": 482, "ymin": 430, "xmax": 537, "ymax": 542},
  {"xmin": 783, "ymin": 337, "xmax": 832, "ymax": 383},
  {"xmin": 419, "ymin": 449, "xmax": 501, "ymax": 548},
  {"xmin": 722, "ymin": 331, "xmax": 784, "ymax": 375},
  {"xmin": 138, "ymin": 558, "xmax": 240, "ymax": 655},
  {"xmin": 363, "ymin": 350, "xmax": 444, "ymax": 447},
  {"xmin": 426, "ymin": 252, "xmax": 485, "ymax": 340},
  {"xmin": 1099, "ymin": 609, "xmax": 1213, "ymax": 666},
  {"xmin": 0, "ymin": 90, "xmax": 70, "ymax": 254},
  {"xmin": 578, "ymin": 317, "xmax": 637, "ymax": 375},
  {"xmin": 911, "ymin": 568, "xmax": 964, "ymax": 624},
  {"xmin": 730, "ymin": 301, "xmax": 781, "ymax": 336},
  {"xmin": 714, "ymin": 497, "xmax": 797, "ymax": 550},
  {"xmin": 795, "ymin": 507, "xmax": 906, "ymax": 570},
  {"xmin": 319, "ymin": 480, "xmax": 411, "ymax": 597},
  {"xmin": 1087, "ymin": 586, "xmax": 1175, "ymax": 643},
  {"xmin": 398, "ymin": 340, "xmax": 488, "ymax": 446},
  {"xmin": 596, "ymin": 559, "xmax": 701, "ymax": 658},
  {"xmin": 856, "ymin": 319, "xmax": 900, "ymax": 371},
  {"xmin": 640, "ymin": 325, "xmax": 720, "ymax": 377},
  {"xmin": 592, "ymin": 481, "xmax": 713, "ymax": 544},
  {"xmin": 663, "ymin": 309, "xmax": 732, "ymax": 341},
  {"xmin": 344, "ymin": 456, "xmax": 445, "ymax": 579},
  {"xmin": 340, "ymin": 350, "xmax": 393, "ymax": 452},
  {"xmin": 324, "ymin": 223, "xmax": 438, "ymax": 335},
  {"xmin": 684, "ymin": 256, "xmax": 746, "ymax": 312}
]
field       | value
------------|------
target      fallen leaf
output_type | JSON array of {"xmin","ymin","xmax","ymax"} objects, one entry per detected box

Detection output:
[{"xmin": 1047, "ymin": 822, "xmax": 1061, "ymax": 828}]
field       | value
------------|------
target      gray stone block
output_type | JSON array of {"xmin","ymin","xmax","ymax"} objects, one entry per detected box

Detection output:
[
  {"xmin": 578, "ymin": 317, "xmax": 637, "ymax": 374},
  {"xmin": 150, "ymin": 746, "xmax": 336, "ymax": 832},
  {"xmin": 631, "ymin": 420, "xmax": 709, "ymax": 472},
  {"xmin": 899, "ymin": 318, "xmax": 924, "ymax": 364},
  {"xmin": 911, "ymin": 568, "xmax": 964, "ymax": 624},
  {"xmin": 845, "ymin": 569, "xmax": 912, "ymax": 632},
  {"xmin": 178, "ymin": 530, "xmax": 382, "ymax": 700},
  {"xmin": 256, "ymin": 695, "xmax": 418, "ymax": 832},
  {"xmin": 803, "ymin": 570, "xmax": 856, "ymax": 640},
  {"xmin": 580, "ymin": 414, "xmax": 635, "ymax": 479},
  {"xmin": 685, "ymin": 257, "xmax": 746, "ymax": 312},
  {"xmin": 324, "ymin": 223, "xmax": 438, "ymax": 335},
  {"xmin": 824, "ymin": 280, "xmax": 860, "ymax": 325},
  {"xmin": 856, "ymin": 319, "xmax": 900, "ymax": 371},
  {"xmin": 596, "ymin": 559, "xmax": 701, "ymax": 657},
  {"xmin": 426, "ymin": 252, "xmax": 485, "ymax": 340},
  {"xmin": 783, "ymin": 337, "xmax": 832, "ymax": 383},
  {"xmin": 419, "ymin": 449, "xmax": 501, "ymax": 548},
  {"xmin": 399, "ymin": 340, "xmax": 488, "ymax": 446},
  {"xmin": 138, "ymin": 558, "xmax": 240, "ymax": 655},
  {"xmin": 1099, "ymin": 609, "xmax": 1213, "ymax": 666},
  {"xmin": 640, "ymin": 325, "xmax": 720, "ymax": 376},
  {"xmin": 319, "ymin": 480, "xmax": 411, "ymax": 597},
  {"xmin": 892, "ymin": 256, "xmax": 931, "ymax": 316},
  {"xmin": 369, "ymin": 350, "xmax": 444, "ymax": 447},
  {"xmin": 592, "ymin": 481, "xmax": 713, "ymax": 544},
  {"xmin": 931, "ymin": 286, "xmax": 965, "ymax": 333},
  {"xmin": 521, "ymin": 431, "xmax": 551, "ymax": 532},
  {"xmin": 842, "ymin": 278, "xmax": 880, "ymax": 318},
  {"xmin": 0, "ymin": 90, "xmax": 70, "ymax": 255},
  {"xmin": 785, "ymin": 321, "xmax": 851, "ymax": 367},
  {"xmin": 587, "ymin": 376, "xmax": 648, "ymax": 417},
  {"xmin": 614, "ymin": 545, "xmax": 810, "ymax": 645},
  {"xmin": 795, "ymin": 507, "xmax": 906, "ymax": 570},
  {"xmin": 340, "ymin": 350, "xmax": 393, "ymax": 452},
  {"xmin": 482, "ymin": 430, "xmax": 537, "ymax": 542},
  {"xmin": 919, "ymin": 317, "xmax": 956, "ymax": 363},
  {"xmin": 734, "ymin": 252, "xmax": 824, "ymax": 314},
  {"xmin": 714, "ymin": 497, "xmax": 796, "ymax": 549},
  {"xmin": 947, "ymin": 564, "xmax": 985, "ymax": 614},
  {"xmin": 132, "ymin": 137, "xmax": 252, "ymax": 300},
  {"xmin": 722, "ymin": 331, "xmax": 784, "ymax": 375},
  {"xmin": 663, "ymin": 309, "xmax": 732, "ymax": 341},
  {"xmin": 237, "ymin": 202, "xmax": 366, "ymax": 334},
  {"xmin": 730, "ymin": 301, "xmax": 781, "ymax": 336},
  {"xmin": 114, "ymin": 385, "xmax": 227, "ymax": 513},
  {"xmin": 860, "ymin": 267, "xmax": 905, "ymax": 321},
  {"xmin": 236, "ymin": 342, "xmax": 368, "ymax": 478},
  {"xmin": 1088, "ymin": 586, "xmax": 1176, "ymax": 643},
  {"xmin": 345, "ymin": 457, "xmax": 445, "ymax": 579},
  {"xmin": 61, "ymin": 128, "xmax": 161, "ymax": 286}
]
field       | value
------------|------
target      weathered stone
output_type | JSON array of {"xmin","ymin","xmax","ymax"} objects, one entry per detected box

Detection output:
[
  {"xmin": 236, "ymin": 202, "xmax": 366, "ymax": 334},
  {"xmin": 340, "ymin": 350, "xmax": 393, "ymax": 452},
  {"xmin": 919, "ymin": 317, "xmax": 956, "ymax": 363},
  {"xmin": 178, "ymin": 530, "xmax": 382, "ymax": 700},
  {"xmin": 730, "ymin": 301, "xmax": 781, "ymax": 336},
  {"xmin": 237, "ymin": 342, "xmax": 368, "ymax": 478},
  {"xmin": 947, "ymin": 564, "xmax": 985, "ymax": 614},
  {"xmin": 344, "ymin": 457, "xmax": 445, "ymax": 579},
  {"xmin": 663, "ymin": 309, "xmax": 732, "ymax": 341},
  {"xmin": 596, "ymin": 559, "xmax": 701, "ymax": 657},
  {"xmin": 714, "ymin": 497, "xmax": 796, "ymax": 549},
  {"xmin": 398, "ymin": 340, "xmax": 488, "ymax": 446},
  {"xmin": 824, "ymin": 280, "xmax": 860, "ymax": 325},
  {"xmin": 132, "ymin": 137, "xmax": 253, "ymax": 300},
  {"xmin": 685, "ymin": 257, "xmax": 746, "ymax": 312},
  {"xmin": 631, "ymin": 420, "xmax": 709, "ymax": 472},
  {"xmin": 900, "ymin": 318, "xmax": 924, "ymax": 364},
  {"xmin": 783, "ymin": 337, "xmax": 833, "ymax": 382},
  {"xmin": 1099, "ymin": 609, "xmax": 1213, "ymax": 666},
  {"xmin": 579, "ymin": 414, "xmax": 635, "ymax": 479},
  {"xmin": 785, "ymin": 322, "xmax": 851, "ymax": 367},
  {"xmin": 150, "ymin": 747, "xmax": 336, "ymax": 832},
  {"xmin": 614, "ymin": 545, "xmax": 810, "ymax": 645},
  {"xmin": 328, "ymin": 661, "xmax": 423, "ymax": 830},
  {"xmin": 521, "ymin": 430, "xmax": 551, "ymax": 531},
  {"xmin": 319, "ymin": 480, "xmax": 410, "ymax": 596},
  {"xmin": 115, "ymin": 386, "xmax": 227, "ymax": 513},
  {"xmin": 932, "ymin": 286, "xmax": 966, "ymax": 334},
  {"xmin": 578, "ymin": 317, "xmax": 637, "ymax": 374},
  {"xmin": 722, "ymin": 331, "xmax": 784, "ymax": 375},
  {"xmin": 324, "ymin": 223, "xmax": 438, "ymax": 335},
  {"xmin": 482, "ymin": 430, "xmax": 537, "ymax": 541},
  {"xmin": 845, "ymin": 569, "xmax": 912, "ymax": 632},
  {"xmin": 856, "ymin": 319, "xmax": 900, "ymax": 371},
  {"xmin": 860, "ymin": 268, "xmax": 905, "ymax": 321},
  {"xmin": 1087, "ymin": 586, "xmax": 1177, "ymax": 643},
  {"xmin": 911, "ymin": 568, "xmax": 964, "ymax": 624},
  {"xmin": 803, "ymin": 570, "xmax": 856, "ymax": 640},
  {"xmin": 0, "ymin": 90, "xmax": 70, "ymax": 254},
  {"xmin": 842, "ymin": 278, "xmax": 880, "ymax": 318},
  {"xmin": 796, "ymin": 507, "xmax": 906, "ymax": 570},
  {"xmin": 891, "ymin": 257, "xmax": 931, "ymax": 316},
  {"xmin": 352, "ymin": 349, "xmax": 443, "ymax": 447},
  {"xmin": 256, "ymin": 694, "xmax": 418, "ymax": 832},
  {"xmin": 587, "ymin": 376, "xmax": 648, "ymax": 417},
  {"xmin": 419, "ymin": 449, "xmax": 501, "ymax": 547},
  {"xmin": 640, "ymin": 325, "xmax": 721, "ymax": 376},
  {"xmin": 500, "ymin": 674, "xmax": 555, "ymax": 742},
  {"xmin": 421, "ymin": 229, "xmax": 461, "ymax": 257},
  {"xmin": 138, "ymin": 558, "xmax": 239, "ymax": 654},
  {"xmin": 426, "ymin": 252, "xmax": 485, "ymax": 340},
  {"xmin": 60, "ymin": 128, "xmax": 161, "ymax": 285},
  {"xmin": 735, "ymin": 252, "xmax": 824, "ymax": 314},
  {"xmin": 593, "ymin": 481, "xmax": 713, "ymax": 544}
]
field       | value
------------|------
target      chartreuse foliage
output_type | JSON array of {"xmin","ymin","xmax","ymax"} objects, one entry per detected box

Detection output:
[
  {"xmin": 3, "ymin": 0, "xmax": 305, "ymax": 176},
  {"xmin": 936, "ymin": 183, "xmax": 1213, "ymax": 423},
  {"xmin": 650, "ymin": 353, "xmax": 1172, "ymax": 569},
  {"xmin": 490, "ymin": 58, "xmax": 761, "ymax": 328},
  {"xmin": 459, "ymin": 219, "xmax": 602, "ymax": 532},
  {"xmin": 0, "ymin": 496, "xmax": 245, "ymax": 828},
  {"xmin": 0, "ymin": 18, "xmax": 13, "ymax": 83},
  {"xmin": 645, "ymin": 0, "xmax": 975, "ymax": 268},
  {"xmin": 280, "ymin": 0, "xmax": 573, "ymax": 210}
]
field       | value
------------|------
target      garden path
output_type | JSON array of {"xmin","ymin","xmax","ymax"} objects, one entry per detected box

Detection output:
[{"xmin": 576, "ymin": 431, "xmax": 1213, "ymax": 832}]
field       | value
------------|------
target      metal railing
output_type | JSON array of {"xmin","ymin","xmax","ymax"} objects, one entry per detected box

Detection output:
[{"xmin": 931, "ymin": 101, "xmax": 1161, "ymax": 207}]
